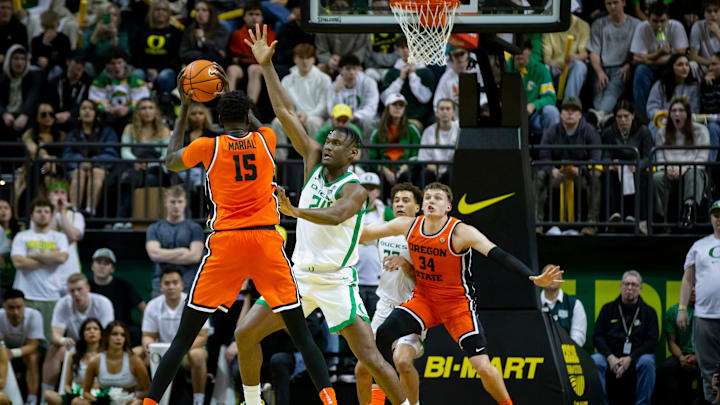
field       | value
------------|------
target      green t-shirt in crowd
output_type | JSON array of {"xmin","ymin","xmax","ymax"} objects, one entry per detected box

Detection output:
[{"xmin": 664, "ymin": 303, "xmax": 694, "ymax": 355}]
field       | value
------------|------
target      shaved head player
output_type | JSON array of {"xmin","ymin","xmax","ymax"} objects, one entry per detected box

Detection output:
[{"xmin": 142, "ymin": 64, "xmax": 337, "ymax": 405}]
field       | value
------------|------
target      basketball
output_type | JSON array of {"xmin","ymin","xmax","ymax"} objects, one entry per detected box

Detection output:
[{"xmin": 182, "ymin": 60, "xmax": 223, "ymax": 103}]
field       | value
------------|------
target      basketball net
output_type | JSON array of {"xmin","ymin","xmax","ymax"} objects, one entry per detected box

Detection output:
[{"xmin": 390, "ymin": 0, "xmax": 460, "ymax": 66}]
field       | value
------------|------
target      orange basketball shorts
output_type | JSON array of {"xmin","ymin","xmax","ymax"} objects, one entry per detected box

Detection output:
[
  {"xmin": 188, "ymin": 228, "xmax": 300, "ymax": 313},
  {"xmin": 399, "ymin": 290, "xmax": 484, "ymax": 345}
]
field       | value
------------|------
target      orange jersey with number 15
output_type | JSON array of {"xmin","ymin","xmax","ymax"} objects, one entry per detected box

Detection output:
[{"xmin": 181, "ymin": 127, "xmax": 279, "ymax": 231}]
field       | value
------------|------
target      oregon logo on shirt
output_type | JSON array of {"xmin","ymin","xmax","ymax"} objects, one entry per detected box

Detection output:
[
  {"xmin": 708, "ymin": 246, "xmax": 720, "ymax": 258},
  {"xmin": 146, "ymin": 35, "xmax": 168, "ymax": 55}
]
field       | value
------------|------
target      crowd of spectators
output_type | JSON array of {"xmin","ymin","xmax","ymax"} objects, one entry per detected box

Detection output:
[
  {"xmin": 0, "ymin": 0, "xmax": 719, "ymax": 402},
  {"xmin": 3, "ymin": 0, "xmax": 720, "ymax": 235}
]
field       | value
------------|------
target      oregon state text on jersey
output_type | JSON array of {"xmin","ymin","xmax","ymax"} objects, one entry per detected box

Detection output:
[
  {"xmin": 181, "ymin": 127, "xmax": 280, "ymax": 230},
  {"xmin": 406, "ymin": 215, "xmax": 472, "ymax": 298}
]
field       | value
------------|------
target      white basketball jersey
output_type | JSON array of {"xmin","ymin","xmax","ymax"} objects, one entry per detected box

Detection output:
[
  {"xmin": 375, "ymin": 234, "xmax": 415, "ymax": 306},
  {"xmin": 292, "ymin": 165, "xmax": 365, "ymax": 272}
]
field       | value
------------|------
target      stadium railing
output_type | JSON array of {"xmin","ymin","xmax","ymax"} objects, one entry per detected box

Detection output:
[
  {"xmin": 531, "ymin": 144, "xmax": 720, "ymax": 236},
  {"xmin": 1, "ymin": 142, "xmax": 455, "ymax": 229}
]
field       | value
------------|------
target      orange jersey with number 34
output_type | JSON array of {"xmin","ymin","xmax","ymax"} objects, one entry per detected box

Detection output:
[
  {"xmin": 181, "ymin": 127, "xmax": 280, "ymax": 231},
  {"xmin": 406, "ymin": 215, "xmax": 473, "ymax": 299}
]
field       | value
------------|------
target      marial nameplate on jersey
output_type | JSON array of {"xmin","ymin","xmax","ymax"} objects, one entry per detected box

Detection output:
[{"xmin": 228, "ymin": 138, "xmax": 256, "ymax": 151}]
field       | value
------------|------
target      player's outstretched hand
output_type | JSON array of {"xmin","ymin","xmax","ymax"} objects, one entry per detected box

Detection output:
[
  {"xmin": 244, "ymin": 23, "xmax": 278, "ymax": 66},
  {"xmin": 176, "ymin": 68, "xmax": 193, "ymax": 106},
  {"xmin": 277, "ymin": 188, "xmax": 297, "ymax": 218},
  {"xmin": 530, "ymin": 264, "xmax": 564, "ymax": 288}
]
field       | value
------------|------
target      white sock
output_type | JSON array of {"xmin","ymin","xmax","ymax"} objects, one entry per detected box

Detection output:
[
  {"xmin": 193, "ymin": 393, "xmax": 205, "ymax": 405},
  {"xmin": 242, "ymin": 384, "xmax": 262, "ymax": 405},
  {"xmin": 400, "ymin": 401, "xmax": 411, "ymax": 405},
  {"xmin": 26, "ymin": 395, "xmax": 38, "ymax": 405}
]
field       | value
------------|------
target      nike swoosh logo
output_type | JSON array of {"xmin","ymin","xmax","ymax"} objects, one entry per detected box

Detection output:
[
  {"xmin": 458, "ymin": 193, "xmax": 516, "ymax": 215},
  {"xmin": 208, "ymin": 68, "xmax": 217, "ymax": 76}
]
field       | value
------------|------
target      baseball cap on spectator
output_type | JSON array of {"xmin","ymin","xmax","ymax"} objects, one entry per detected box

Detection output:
[
  {"xmin": 449, "ymin": 47, "xmax": 467, "ymax": 56},
  {"xmin": 385, "ymin": 93, "xmax": 406, "ymax": 106},
  {"xmin": 560, "ymin": 96, "xmax": 582, "ymax": 112},
  {"xmin": 710, "ymin": 200, "xmax": 720, "ymax": 214},
  {"xmin": 360, "ymin": 172, "xmax": 381, "ymax": 188},
  {"xmin": 92, "ymin": 248, "xmax": 116, "ymax": 263},
  {"xmin": 332, "ymin": 104, "xmax": 353, "ymax": 119}
]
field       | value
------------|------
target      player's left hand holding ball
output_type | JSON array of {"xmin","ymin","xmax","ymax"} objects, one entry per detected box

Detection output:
[
  {"xmin": 177, "ymin": 62, "xmax": 229, "ymax": 105},
  {"xmin": 530, "ymin": 264, "xmax": 564, "ymax": 287}
]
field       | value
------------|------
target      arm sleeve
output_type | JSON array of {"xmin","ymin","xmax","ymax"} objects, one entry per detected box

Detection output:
[
  {"xmin": 646, "ymin": 81, "xmax": 664, "ymax": 120},
  {"xmin": 570, "ymin": 299, "xmax": 587, "ymax": 347},
  {"xmin": 9, "ymin": 232, "xmax": 25, "ymax": 257},
  {"xmin": 577, "ymin": 20, "xmax": 590, "ymax": 51},
  {"xmin": 487, "ymin": 246, "xmax": 534, "ymax": 278},
  {"xmin": 689, "ymin": 22, "xmax": 701, "ymax": 50},
  {"xmin": 145, "ymin": 223, "xmax": 160, "ymax": 244},
  {"xmin": 191, "ymin": 222, "xmax": 204, "ymax": 242},
  {"xmin": 541, "ymin": 33, "xmax": 554, "ymax": 62},
  {"xmin": 99, "ymin": 298, "xmax": 114, "ymax": 327},
  {"xmin": 664, "ymin": 307, "xmax": 678, "ymax": 335},
  {"xmin": 120, "ymin": 133, "xmax": 137, "ymax": 161},
  {"xmin": 533, "ymin": 66, "xmax": 557, "ymax": 110},
  {"xmin": 141, "ymin": 301, "xmax": 158, "ymax": 333},
  {"xmin": 683, "ymin": 242, "xmax": 698, "ymax": 269},
  {"xmin": 55, "ymin": 233, "xmax": 69, "ymax": 253},
  {"xmin": 355, "ymin": 77, "xmax": 379, "ymax": 120},
  {"xmin": 28, "ymin": 310, "xmax": 45, "ymax": 341},
  {"xmin": 694, "ymin": 124, "xmax": 710, "ymax": 163},
  {"xmin": 181, "ymin": 137, "xmax": 215, "ymax": 168},
  {"xmin": 0, "ymin": 232, "xmax": 9, "ymax": 256},
  {"xmin": 669, "ymin": 20, "xmax": 689, "ymax": 50},
  {"xmin": 630, "ymin": 24, "xmax": 648, "ymax": 55},
  {"xmin": 380, "ymin": 78, "xmax": 403, "ymax": 105},
  {"xmin": 50, "ymin": 299, "xmax": 67, "ymax": 329},
  {"xmin": 586, "ymin": 20, "xmax": 602, "ymax": 55},
  {"xmin": 408, "ymin": 73, "xmax": 432, "ymax": 104},
  {"xmin": 417, "ymin": 126, "xmax": 433, "ymax": 162},
  {"xmin": 407, "ymin": 125, "xmax": 421, "ymax": 158}
]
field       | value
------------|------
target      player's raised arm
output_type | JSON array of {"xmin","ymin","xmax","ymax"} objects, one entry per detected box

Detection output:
[
  {"xmin": 165, "ymin": 68, "xmax": 193, "ymax": 172},
  {"xmin": 359, "ymin": 216, "xmax": 415, "ymax": 244},
  {"xmin": 245, "ymin": 24, "xmax": 322, "ymax": 166},
  {"xmin": 277, "ymin": 183, "xmax": 367, "ymax": 226},
  {"xmin": 454, "ymin": 223, "xmax": 564, "ymax": 288}
]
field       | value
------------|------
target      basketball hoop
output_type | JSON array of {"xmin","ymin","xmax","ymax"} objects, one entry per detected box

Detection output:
[{"xmin": 390, "ymin": 0, "xmax": 461, "ymax": 66}]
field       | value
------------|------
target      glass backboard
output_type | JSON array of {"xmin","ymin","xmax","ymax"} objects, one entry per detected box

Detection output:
[{"xmin": 301, "ymin": 0, "xmax": 570, "ymax": 33}]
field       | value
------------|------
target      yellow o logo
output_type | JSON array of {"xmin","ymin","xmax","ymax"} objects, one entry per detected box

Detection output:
[{"xmin": 147, "ymin": 35, "xmax": 166, "ymax": 49}]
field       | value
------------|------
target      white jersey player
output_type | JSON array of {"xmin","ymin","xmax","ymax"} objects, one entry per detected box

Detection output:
[
  {"xmin": 235, "ymin": 23, "xmax": 412, "ymax": 405},
  {"xmin": 356, "ymin": 182, "xmax": 425, "ymax": 405}
]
